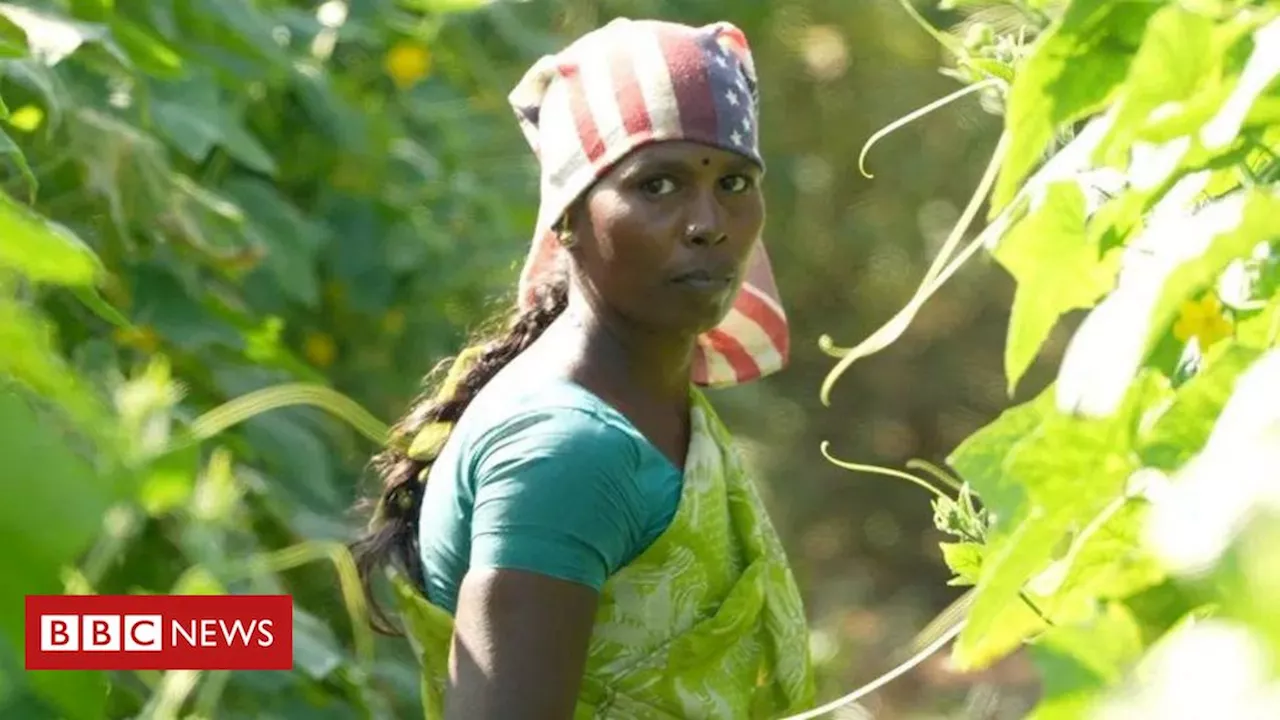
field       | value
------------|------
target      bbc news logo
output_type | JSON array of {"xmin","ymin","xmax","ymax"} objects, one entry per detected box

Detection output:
[{"xmin": 26, "ymin": 595, "xmax": 292, "ymax": 671}]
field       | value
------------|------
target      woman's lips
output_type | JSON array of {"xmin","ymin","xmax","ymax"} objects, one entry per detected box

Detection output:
[{"xmin": 670, "ymin": 269, "xmax": 736, "ymax": 292}]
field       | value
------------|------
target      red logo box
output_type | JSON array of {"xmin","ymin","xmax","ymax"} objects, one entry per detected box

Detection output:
[{"xmin": 26, "ymin": 595, "xmax": 293, "ymax": 671}]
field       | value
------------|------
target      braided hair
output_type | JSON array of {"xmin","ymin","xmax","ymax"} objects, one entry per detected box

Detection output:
[{"xmin": 352, "ymin": 271, "xmax": 569, "ymax": 633}]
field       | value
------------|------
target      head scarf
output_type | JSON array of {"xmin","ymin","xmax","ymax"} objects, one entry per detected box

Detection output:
[{"xmin": 508, "ymin": 17, "xmax": 790, "ymax": 388}]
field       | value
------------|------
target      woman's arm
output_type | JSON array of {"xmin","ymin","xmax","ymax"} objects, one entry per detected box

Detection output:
[
  {"xmin": 442, "ymin": 406, "xmax": 648, "ymax": 717},
  {"xmin": 445, "ymin": 567, "xmax": 599, "ymax": 720}
]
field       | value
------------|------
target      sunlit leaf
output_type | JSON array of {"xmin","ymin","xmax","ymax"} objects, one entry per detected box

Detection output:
[
  {"xmin": 0, "ymin": 299, "xmax": 108, "ymax": 430},
  {"xmin": 1200, "ymin": 18, "xmax": 1280, "ymax": 151},
  {"xmin": 0, "ymin": 10, "xmax": 26, "ymax": 58},
  {"xmin": 992, "ymin": 0, "xmax": 1160, "ymax": 212},
  {"xmin": 0, "ymin": 190, "xmax": 99, "ymax": 284},
  {"xmin": 947, "ymin": 388, "xmax": 1055, "ymax": 533},
  {"xmin": 1147, "ymin": 189, "xmax": 1280, "ymax": 353},
  {"xmin": 1140, "ymin": 343, "xmax": 1263, "ymax": 470},
  {"xmin": 955, "ymin": 379, "xmax": 1147, "ymax": 669},
  {"xmin": 1056, "ymin": 185, "xmax": 1275, "ymax": 419},
  {"xmin": 940, "ymin": 541, "xmax": 984, "ymax": 586},
  {"xmin": 1146, "ymin": 349, "xmax": 1280, "ymax": 576},
  {"xmin": 1039, "ymin": 500, "xmax": 1165, "ymax": 621},
  {"xmin": 995, "ymin": 180, "xmax": 1121, "ymax": 395},
  {"xmin": 1092, "ymin": 5, "xmax": 1252, "ymax": 169},
  {"xmin": 139, "ymin": 443, "xmax": 200, "ymax": 516}
]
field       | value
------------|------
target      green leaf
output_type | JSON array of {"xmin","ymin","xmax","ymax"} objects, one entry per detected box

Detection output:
[
  {"xmin": 954, "ymin": 516, "xmax": 1063, "ymax": 668},
  {"xmin": 1140, "ymin": 343, "xmax": 1263, "ymax": 469},
  {"xmin": 217, "ymin": 119, "xmax": 277, "ymax": 175},
  {"xmin": 947, "ymin": 389, "xmax": 1056, "ymax": 533},
  {"xmin": 1037, "ymin": 499, "xmax": 1166, "ymax": 620},
  {"xmin": 1025, "ymin": 602, "xmax": 1144, "ymax": 720},
  {"xmin": 139, "ymin": 444, "xmax": 200, "ymax": 516},
  {"xmin": 0, "ymin": 299, "xmax": 108, "ymax": 430},
  {"xmin": 955, "ymin": 386, "xmax": 1144, "ymax": 668},
  {"xmin": 1218, "ymin": 516, "xmax": 1280, "ymax": 657},
  {"xmin": 3, "ymin": 60, "xmax": 66, "ymax": 131},
  {"xmin": 109, "ymin": 16, "xmax": 185, "ymax": 79},
  {"xmin": 992, "ymin": 0, "xmax": 1161, "ymax": 212},
  {"xmin": 221, "ymin": 178, "xmax": 326, "ymax": 306},
  {"xmin": 0, "ymin": 126, "xmax": 36, "ymax": 202},
  {"xmin": 1199, "ymin": 17, "xmax": 1280, "ymax": 152},
  {"xmin": 292, "ymin": 608, "xmax": 344, "ymax": 680},
  {"xmin": 1092, "ymin": 5, "xmax": 1248, "ymax": 168},
  {"xmin": 397, "ymin": 0, "xmax": 496, "ymax": 13},
  {"xmin": 996, "ymin": 180, "xmax": 1121, "ymax": 395},
  {"xmin": 1237, "ymin": 293, "xmax": 1280, "ymax": 349},
  {"xmin": 1122, "ymin": 580, "xmax": 1202, "ymax": 648},
  {"xmin": 0, "ymin": 11, "xmax": 26, "ymax": 58},
  {"xmin": 940, "ymin": 541, "xmax": 984, "ymax": 586},
  {"xmin": 151, "ymin": 76, "xmax": 277, "ymax": 174},
  {"xmin": 1146, "ymin": 189, "xmax": 1280, "ymax": 354},
  {"xmin": 188, "ymin": 0, "xmax": 290, "ymax": 69},
  {"xmin": 127, "ymin": 264, "xmax": 242, "ymax": 351},
  {"xmin": 68, "ymin": 0, "xmax": 112, "ymax": 23},
  {"xmin": 0, "ymin": 4, "xmax": 127, "ymax": 69},
  {"xmin": 241, "ymin": 412, "xmax": 340, "ymax": 515},
  {"xmin": 150, "ymin": 77, "xmax": 221, "ymax": 162},
  {"xmin": 0, "ymin": 389, "xmax": 114, "ymax": 720},
  {"xmin": 0, "ymin": 191, "xmax": 99, "ymax": 284}
]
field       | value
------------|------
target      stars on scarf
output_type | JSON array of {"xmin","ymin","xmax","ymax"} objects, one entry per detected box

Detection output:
[
  {"xmin": 725, "ymin": 89, "xmax": 740, "ymax": 107},
  {"xmin": 730, "ymin": 129, "xmax": 744, "ymax": 146}
]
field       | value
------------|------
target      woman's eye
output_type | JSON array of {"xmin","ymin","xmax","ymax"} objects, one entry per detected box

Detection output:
[
  {"xmin": 640, "ymin": 177, "xmax": 677, "ymax": 196},
  {"xmin": 720, "ymin": 174, "xmax": 754, "ymax": 193}
]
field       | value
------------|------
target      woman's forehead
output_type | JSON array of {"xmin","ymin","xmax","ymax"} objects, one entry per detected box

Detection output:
[{"xmin": 614, "ymin": 140, "xmax": 758, "ymax": 171}]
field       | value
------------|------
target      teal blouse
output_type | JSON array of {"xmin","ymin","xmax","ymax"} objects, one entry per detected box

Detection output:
[{"xmin": 416, "ymin": 371, "xmax": 683, "ymax": 614}]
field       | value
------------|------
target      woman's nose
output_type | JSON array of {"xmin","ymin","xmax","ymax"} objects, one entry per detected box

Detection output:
[{"xmin": 683, "ymin": 193, "xmax": 728, "ymax": 246}]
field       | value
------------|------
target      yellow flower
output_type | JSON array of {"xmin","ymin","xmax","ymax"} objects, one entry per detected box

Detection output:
[
  {"xmin": 1172, "ymin": 293, "xmax": 1233, "ymax": 348},
  {"xmin": 384, "ymin": 40, "xmax": 431, "ymax": 89},
  {"xmin": 304, "ymin": 332, "xmax": 337, "ymax": 368}
]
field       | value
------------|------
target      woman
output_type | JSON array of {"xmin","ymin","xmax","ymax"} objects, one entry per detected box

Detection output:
[{"xmin": 354, "ymin": 17, "xmax": 815, "ymax": 720}]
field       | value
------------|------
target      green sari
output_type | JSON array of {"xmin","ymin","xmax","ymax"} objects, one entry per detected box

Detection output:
[{"xmin": 393, "ymin": 389, "xmax": 816, "ymax": 718}]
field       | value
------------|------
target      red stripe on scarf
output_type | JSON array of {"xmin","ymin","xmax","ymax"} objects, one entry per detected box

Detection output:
[
  {"xmin": 736, "ymin": 286, "xmax": 790, "ymax": 361},
  {"xmin": 559, "ymin": 62, "xmax": 606, "ymax": 164},
  {"xmin": 608, "ymin": 43, "xmax": 651, "ymax": 137},
  {"xmin": 655, "ymin": 27, "xmax": 717, "ymax": 140},
  {"xmin": 705, "ymin": 328, "xmax": 760, "ymax": 383}
]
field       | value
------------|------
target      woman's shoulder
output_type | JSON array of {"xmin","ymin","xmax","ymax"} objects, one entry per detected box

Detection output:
[{"xmin": 452, "ymin": 373, "xmax": 646, "ymax": 468}]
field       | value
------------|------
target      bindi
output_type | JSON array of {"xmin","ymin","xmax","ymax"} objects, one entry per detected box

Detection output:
[{"xmin": 701, "ymin": 157, "xmax": 710, "ymax": 166}]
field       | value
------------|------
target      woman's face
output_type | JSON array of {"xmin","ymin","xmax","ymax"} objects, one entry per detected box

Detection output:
[{"xmin": 565, "ymin": 140, "xmax": 765, "ymax": 336}]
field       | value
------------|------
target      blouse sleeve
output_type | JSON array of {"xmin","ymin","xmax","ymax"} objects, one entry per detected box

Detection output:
[{"xmin": 467, "ymin": 406, "xmax": 649, "ymax": 591}]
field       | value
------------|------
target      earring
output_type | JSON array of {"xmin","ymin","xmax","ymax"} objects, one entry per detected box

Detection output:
[{"xmin": 555, "ymin": 225, "xmax": 576, "ymax": 248}]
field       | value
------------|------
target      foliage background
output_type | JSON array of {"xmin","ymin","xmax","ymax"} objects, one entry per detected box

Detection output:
[{"xmin": 5, "ymin": 0, "xmax": 1277, "ymax": 718}]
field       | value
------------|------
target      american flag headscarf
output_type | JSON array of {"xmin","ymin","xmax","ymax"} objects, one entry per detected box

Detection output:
[{"xmin": 509, "ymin": 17, "xmax": 790, "ymax": 388}]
